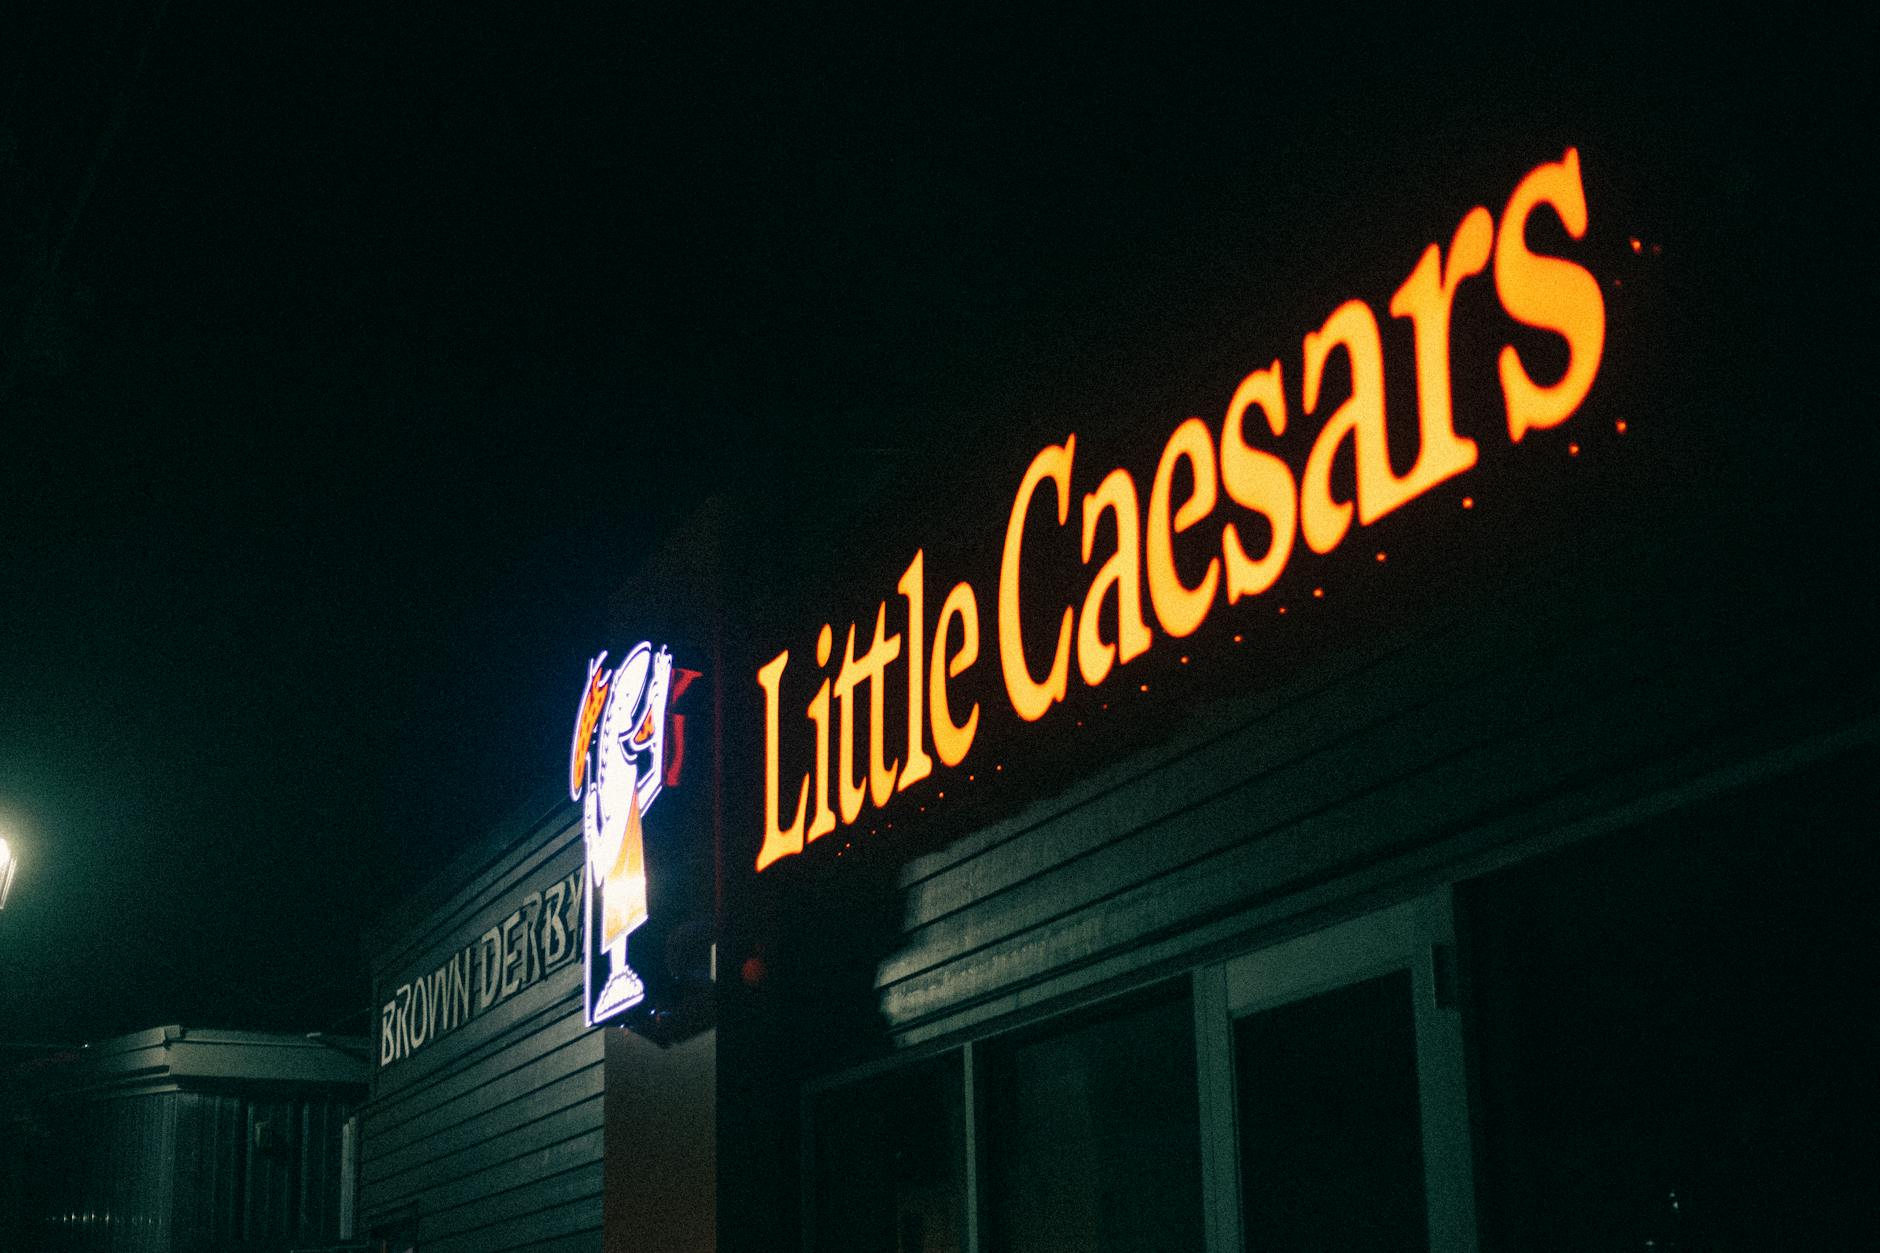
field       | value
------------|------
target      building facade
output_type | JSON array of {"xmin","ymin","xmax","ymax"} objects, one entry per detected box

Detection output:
[
  {"xmin": 713, "ymin": 131, "xmax": 1877, "ymax": 1252},
  {"xmin": 358, "ymin": 536, "xmax": 722, "ymax": 1253},
  {"xmin": 359, "ymin": 793, "xmax": 717, "ymax": 1253},
  {"xmin": 364, "ymin": 58, "xmax": 1872, "ymax": 1253}
]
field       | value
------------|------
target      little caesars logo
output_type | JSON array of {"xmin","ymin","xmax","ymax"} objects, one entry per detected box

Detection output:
[{"xmin": 570, "ymin": 642, "xmax": 673, "ymax": 1025}]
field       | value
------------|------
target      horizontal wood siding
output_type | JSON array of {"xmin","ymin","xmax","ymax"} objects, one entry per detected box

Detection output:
[
  {"xmin": 361, "ymin": 809, "xmax": 603, "ymax": 1253},
  {"xmin": 874, "ymin": 529, "xmax": 1880, "ymax": 1047}
]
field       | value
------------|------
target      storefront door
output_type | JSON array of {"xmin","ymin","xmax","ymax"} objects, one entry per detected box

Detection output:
[{"xmin": 1195, "ymin": 892, "xmax": 1477, "ymax": 1253}]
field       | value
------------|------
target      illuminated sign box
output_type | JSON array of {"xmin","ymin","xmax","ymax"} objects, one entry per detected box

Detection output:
[
  {"xmin": 755, "ymin": 149, "xmax": 1605, "ymax": 872},
  {"xmin": 569, "ymin": 637, "xmax": 716, "ymax": 1038}
]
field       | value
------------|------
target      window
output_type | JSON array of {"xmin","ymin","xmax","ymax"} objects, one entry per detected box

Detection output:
[
  {"xmin": 1214, "ymin": 893, "xmax": 1476, "ymax": 1252},
  {"xmin": 1236, "ymin": 969, "xmax": 1429, "ymax": 1251},
  {"xmin": 979, "ymin": 983, "xmax": 1204, "ymax": 1253},
  {"xmin": 1462, "ymin": 748, "xmax": 1877, "ymax": 1250},
  {"xmin": 810, "ymin": 1055, "xmax": 966, "ymax": 1253}
]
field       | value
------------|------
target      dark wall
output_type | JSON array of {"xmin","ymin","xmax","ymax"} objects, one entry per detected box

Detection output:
[
  {"xmin": 360, "ymin": 811, "xmax": 603, "ymax": 1253},
  {"xmin": 29, "ymin": 1090, "xmax": 175, "ymax": 1252},
  {"xmin": 17, "ymin": 1085, "xmax": 356, "ymax": 1253},
  {"xmin": 603, "ymin": 1025, "xmax": 715, "ymax": 1253}
]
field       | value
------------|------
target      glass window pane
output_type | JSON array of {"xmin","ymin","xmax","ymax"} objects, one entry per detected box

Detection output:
[
  {"xmin": 1462, "ymin": 748, "xmax": 1879, "ymax": 1251},
  {"xmin": 811, "ymin": 1056, "xmax": 965, "ymax": 1253},
  {"xmin": 1236, "ymin": 969, "xmax": 1430, "ymax": 1253},
  {"xmin": 982, "ymin": 984, "xmax": 1205, "ymax": 1253}
]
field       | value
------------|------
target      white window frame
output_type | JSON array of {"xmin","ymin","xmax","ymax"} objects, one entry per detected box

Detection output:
[{"xmin": 1194, "ymin": 888, "xmax": 1478, "ymax": 1253}]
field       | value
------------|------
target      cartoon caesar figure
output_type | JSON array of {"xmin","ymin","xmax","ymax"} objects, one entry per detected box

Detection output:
[{"xmin": 570, "ymin": 642, "xmax": 672, "ymax": 1022}]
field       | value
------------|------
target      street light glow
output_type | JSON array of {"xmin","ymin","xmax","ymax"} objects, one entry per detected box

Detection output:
[{"xmin": 0, "ymin": 836, "xmax": 16, "ymax": 909}]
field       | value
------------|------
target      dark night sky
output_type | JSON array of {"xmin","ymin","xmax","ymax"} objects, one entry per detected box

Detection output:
[{"xmin": 1, "ymin": 6, "xmax": 1865, "ymax": 1045}]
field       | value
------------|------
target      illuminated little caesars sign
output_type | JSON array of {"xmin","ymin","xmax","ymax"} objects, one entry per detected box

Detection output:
[
  {"xmin": 379, "ymin": 869, "xmax": 583, "ymax": 1067},
  {"xmin": 757, "ymin": 149, "xmax": 1605, "ymax": 871}
]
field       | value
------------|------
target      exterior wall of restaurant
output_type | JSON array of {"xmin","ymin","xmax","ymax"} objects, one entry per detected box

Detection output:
[
  {"xmin": 715, "ymin": 106, "xmax": 1877, "ymax": 1253},
  {"xmin": 602, "ymin": 1023, "xmax": 716, "ymax": 1253},
  {"xmin": 360, "ymin": 802, "xmax": 604, "ymax": 1253},
  {"xmin": 727, "ymin": 499, "xmax": 1878, "ymax": 1249},
  {"xmin": 5, "ymin": 1026, "xmax": 367, "ymax": 1253},
  {"xmin": 359, "ymin": 510, "xmax": 723, "ymax": 1253},
  {"xmin": 870, "ymin": 543, "xmax": 1873, "ymax": 1059}
]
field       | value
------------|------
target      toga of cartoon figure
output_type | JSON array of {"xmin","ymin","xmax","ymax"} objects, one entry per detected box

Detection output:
[{"xmin": 570, "ymin": 642, "xmax": 672, "ymax": 1022}]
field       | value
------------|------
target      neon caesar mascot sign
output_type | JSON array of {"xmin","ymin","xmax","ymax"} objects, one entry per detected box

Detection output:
[{"xmin": 570, "ymin": 642, "xmax": 673, "ymax": 1025}]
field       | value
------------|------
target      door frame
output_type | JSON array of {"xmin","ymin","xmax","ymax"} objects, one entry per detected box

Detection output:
[{"xmin": 1193, "ymin": 888, "xmax": 1478, "ymax": 1253}]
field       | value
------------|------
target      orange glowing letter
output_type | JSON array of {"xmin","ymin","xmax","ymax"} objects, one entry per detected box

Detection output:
[
  {"xmin": 833, "ymin": 605, "xmax": 903, "ymax": 822},
  {"xmin": 1386, "ymin": 206, "xmax": 1491, "ymax": 501},
  {"xmin": 1219, "ymin": 361, "xmax": 1297, "ymax": 601},
  {"xmin": 896, "ymin": 551, "xmax": 935, "ymax": 792},
  {"xmin": 1495, "ymin": 148, "xmax": 1605, "ymax": 441},
  {"xmin": 756, "ymin": 650, "xmax": 807, "ymax": 871},
  {"xmin": 1300, "ymin": 300, "xmax": 1390, "ymax": 554},
  {"xmin": 806, "ymin": 625, "xmax": 835, "ymax": 842},
  {"xmin": 834, "ymin": 625, "xmax": 865, "ymax": 824},
  {"xmin": 862, "ymin": 605, "xmax": 903, "ymax": 807},
  {"xmin": 1077, "ymin": 468, "xmax": 1152, "ymax": 687},
  {"xmin": 1147, "ymin": 418, "xmax": 1222, "ymax": 639},
  {"xmin": 999, "ymin": 438, "xmax": 1076, "ymax": 722},
  {"xmin": 929, "ymin": 580, "xmax": 981, "ymax": 768}
]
